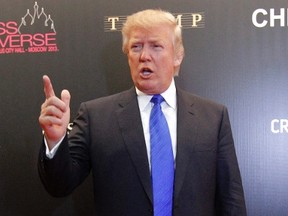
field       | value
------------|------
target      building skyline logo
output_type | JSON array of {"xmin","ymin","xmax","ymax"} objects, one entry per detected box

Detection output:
[
  {"xmin": 18, "ymin": 1, "xmax": 56, "ymax": 34},
  {"xmin": 0, "ymin": 1, "xmax": 59, "ymax": 55}
]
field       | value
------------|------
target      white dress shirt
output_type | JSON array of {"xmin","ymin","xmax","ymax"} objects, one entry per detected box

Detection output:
[
  {"xmin": 136, "ymin": 79, "xmax": 177, "ymax": 169},
  {"xmin": 45, "ymin": 79, "xmax": 177, "ymax": 164}
]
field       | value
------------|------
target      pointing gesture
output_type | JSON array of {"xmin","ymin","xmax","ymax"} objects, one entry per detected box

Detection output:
[{"xmin": 39, "ymin": 75, "xmax": 71, "ymax": 150}]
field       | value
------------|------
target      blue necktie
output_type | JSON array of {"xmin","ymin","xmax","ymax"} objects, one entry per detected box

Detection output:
[{"xmin": 150, "ymin": 94, "xmax": 174, "ymax": 216}]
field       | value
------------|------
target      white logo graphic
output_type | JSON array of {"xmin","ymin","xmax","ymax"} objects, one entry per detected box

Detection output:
[
  {"xmin": 18, "ymin": 1, "xmax": 56, "ymax": 34},
  {"xmin": 271, "ymin": 119, "xmax": 288, "ymax": 133},
  {"xmin": 252, "ymin": 8, "xmax": 288, "ymax": 27}
]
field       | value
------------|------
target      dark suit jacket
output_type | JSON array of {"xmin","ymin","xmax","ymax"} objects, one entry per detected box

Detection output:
[{"xmin": 38, "ymin": 87, "xmax": 246, "ymax": 216}]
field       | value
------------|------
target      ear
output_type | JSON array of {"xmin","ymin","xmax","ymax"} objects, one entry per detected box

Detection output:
[{"xmin": 174, "ymin": 52, "xmax": 184, "ymax": 67}]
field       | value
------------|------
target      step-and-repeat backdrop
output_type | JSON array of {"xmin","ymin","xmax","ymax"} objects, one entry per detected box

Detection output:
[{"xmin": 0, "ymin": 0, "xmax": 287, "ymax": 215}]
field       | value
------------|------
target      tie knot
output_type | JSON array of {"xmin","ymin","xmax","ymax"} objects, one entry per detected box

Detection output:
[{"xmin": 151, "ymin": 94, "xmax": 165, "ymax": 105}]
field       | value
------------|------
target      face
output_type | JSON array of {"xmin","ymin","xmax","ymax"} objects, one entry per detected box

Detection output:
[{"xmin": 127, "ymin": 25, "xmax": 182, "ymax": 95}]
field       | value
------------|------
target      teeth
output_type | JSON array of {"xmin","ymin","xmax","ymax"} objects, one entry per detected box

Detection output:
[{"xmin": 143, "ymin": 71, "xmax": 151, "ymax": 75}]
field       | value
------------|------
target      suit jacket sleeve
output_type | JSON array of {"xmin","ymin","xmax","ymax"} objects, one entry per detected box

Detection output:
[
  {"xmin": 215, "ymin": 106, "xmax": 247, "ymax": 215},
  {"xmin": 38, "ymin": 102, "xmax": 91, "ymax": 197}
]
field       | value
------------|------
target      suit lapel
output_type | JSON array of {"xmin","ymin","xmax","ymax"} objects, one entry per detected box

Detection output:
[
  {"xmin": 174, "ymin": 89, "xmax": 199, "ymax": 200},
  {"xmin": 115, "ymin": 88, "xmax": 153, "ymax": 204},
  {"xmin": 114, "ymin": 87, "xmax": 199, "ymax": 203}
]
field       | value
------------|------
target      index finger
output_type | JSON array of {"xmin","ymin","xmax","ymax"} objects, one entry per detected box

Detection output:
[{"xmin": 43, "ymin": 75, "xmax": 55, "ymax": 99}]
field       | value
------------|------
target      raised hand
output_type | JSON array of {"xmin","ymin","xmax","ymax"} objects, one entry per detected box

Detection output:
[{"xmin": 39, "ymin": 75, "xmax": 71, "ymax": 150}]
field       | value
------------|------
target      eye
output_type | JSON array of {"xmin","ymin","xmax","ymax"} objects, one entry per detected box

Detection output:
[
  {"xmin": 130, "ymin": 43, "xmax": 142, "ymax": 52},
  {"xmin": 152, "ymin": 43, "xmax": 163, "ymax": 50}
]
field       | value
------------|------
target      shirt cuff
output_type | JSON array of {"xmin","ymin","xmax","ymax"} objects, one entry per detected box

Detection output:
[{"xmin": 44, "ymin": 135, "xmax": 65, "ymax": 159}]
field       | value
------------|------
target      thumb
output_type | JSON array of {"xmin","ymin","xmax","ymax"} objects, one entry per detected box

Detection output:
[{"xmin": 61, "ymin": 89, "xmax": 71, "ymax": 108}]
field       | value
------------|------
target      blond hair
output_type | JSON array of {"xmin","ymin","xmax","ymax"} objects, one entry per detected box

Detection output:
[{"xmin": 121, "ymin": 9, "xmax": 185, "ymax": 75}]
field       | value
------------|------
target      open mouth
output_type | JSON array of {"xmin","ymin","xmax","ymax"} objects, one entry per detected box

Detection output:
[{"xmin": 141, "ymin": 67, "xmax": 153, "ymax": 77}]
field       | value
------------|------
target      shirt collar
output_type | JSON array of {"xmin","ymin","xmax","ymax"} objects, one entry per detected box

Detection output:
[{"xmin": 136, "ymin": 79, "xmax": 177, "ymax": 111}]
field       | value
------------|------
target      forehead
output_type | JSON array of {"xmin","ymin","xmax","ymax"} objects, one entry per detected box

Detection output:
[{"xmin": 128, "ymin": 25, "xmax": 173, "ymax": 42}]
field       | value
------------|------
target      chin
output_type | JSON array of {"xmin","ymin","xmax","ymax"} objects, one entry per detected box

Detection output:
[{"xmin": 137, "ymin": 80, "xmax": 164, "ymax": 94}]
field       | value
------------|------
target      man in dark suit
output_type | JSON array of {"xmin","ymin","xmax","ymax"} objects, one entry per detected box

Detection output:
[{"xmin": 38, "ymin": 9, "xmax": 246, "ymax": 215}]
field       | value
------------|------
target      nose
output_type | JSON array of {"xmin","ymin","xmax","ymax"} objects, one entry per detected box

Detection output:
[{"xmin": 139, "ymin": 46, "xmax": 151, "ymax": 62}]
